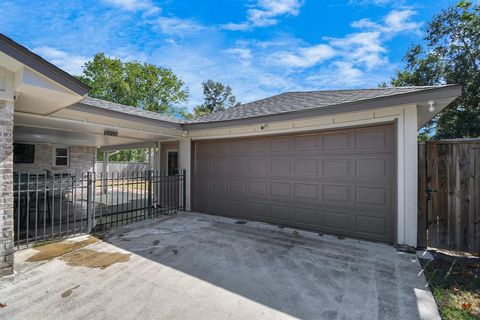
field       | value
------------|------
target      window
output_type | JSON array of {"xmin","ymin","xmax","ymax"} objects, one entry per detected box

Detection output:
[
  {"xmin": 53, "ymin": 146, "xmax": 69, "ymax": 166},
  {"xmin": 167, "ymin": 150, "xmax": 178, "ymax": 175},
  {"xmin": 13, "ymin": 143, "xmax": 35, "ymax": 163}
]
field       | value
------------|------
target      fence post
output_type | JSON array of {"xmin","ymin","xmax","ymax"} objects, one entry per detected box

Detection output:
[
  {"xmin": 147, "ymin": 170, "xmax": 153, "ymax": 218},
  {"xmin": 86, "ymin": 172, "xmax": 94, "ymax": 233},
  {"xmin": 182, "ymin": 169, "xmax": 186, "ymax": 211}
]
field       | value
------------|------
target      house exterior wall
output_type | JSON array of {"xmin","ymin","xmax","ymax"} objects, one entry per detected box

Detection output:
[
  {"xmin": 186, "ymin": 104, "xmax": 418, "ymax": 247},
  {"xmin": 13, "ymin": 144, "xmax": 96, "ymax": 175},
  {"xmin": 160, "ymin": 141, "xmax": 179, "ymax": 172},
  {"xmin": 0, "ymin": 68, "xmax": 15, "ymax": 276}
]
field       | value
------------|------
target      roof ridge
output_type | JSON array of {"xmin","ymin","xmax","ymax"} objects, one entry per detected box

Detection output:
[{"xmin": 282, "ymin": 85, "xmax": 452, "ymax": 95}]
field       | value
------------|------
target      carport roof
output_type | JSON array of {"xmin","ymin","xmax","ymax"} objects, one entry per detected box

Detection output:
[
  {"xmin": 187, "ymin": 85, "xmax": 462, "ymax": 125},
  {"xmin": 77, "ymin": 96, "xmax": 183, "ymax": 124}
]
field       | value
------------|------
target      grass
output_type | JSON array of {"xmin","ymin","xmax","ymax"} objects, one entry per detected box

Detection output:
[{"xmin": 419, "ymin": 250, "xmax": 480, "ymax": 320}]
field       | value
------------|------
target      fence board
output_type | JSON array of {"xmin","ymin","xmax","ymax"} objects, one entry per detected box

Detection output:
[
  {"xmin": 417, "ymin": 144, "xmax": 427, "ymax": 248},
  {"xmin": 418, "ymin": 140, "xmax": 480, "ymax": 253}
]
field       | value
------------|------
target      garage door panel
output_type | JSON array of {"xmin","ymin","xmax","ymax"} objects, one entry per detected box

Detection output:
[
  {"xmin": 229, "ymin": 180, "xmax": 245, "ymax": 193},
  {"xmin": 356, "ymin": 186, "xmax": 388, "ymax": 207},
  {"xmin": 247, "ymin": 202, "xmax": 268, "ymax": 220},
  {"xmin": 322, "ymin": 132, "xmax": 352, "ymax": 150},
  {"xmin": 249, "ymin": 159, "xmax": 267, "ymax": 175},
  {"xmin": 229, "ymin": 159, "xmax": 245, "ymax": 174},
  {"xmin": 322, "ymin": 184, "xmax": 352, "ymax": 203},
  {"xmin": 294, "ymin": 159, "xmax": 318, "ymax": 176},
  {"xmin": 355, "ymin": 126, "xmax": 394, "ymax": 151},
  {"xmin": 294, "ymin": 134, "xmax": 318, "ymax": 150},
  {"xmin": 248, "ymin": 181, "xmax": 267, "ymax": 196},
  {"xmin": 194, "ymin": 124, "xmax": 395, "ymax": 243},
  {"xmin": 293, "ymin": 183, "xmax": 319, "ymax": 200},
  {"xmin": 323, "ymin": 210, "xmax": 351, "ymax": 232},
  {"xmin": 270, "ymin": 182, "xmax": 291, "ymax": 198},
  {"xmin": 293, "ymin": 207, "xmax": 318, "ymax": 226},
  {"xmin": 249, "ymin": 139, "xmax": 269, "ymax": 153},
  {"xmin": 270, "ymin": 205, "xmax": 291, "ymax": 223},
  {"xmin": 271, "ymin": 159, "xmax": 291, "ymax": 175},
  {"xmin": 230, "ymin": 140, "xmax": 246, "ymax": 154},
  {"xmin": 271, "ymin": 137, "xmax": 292, "ymax": 152},
  {"xmin": 322, "ymin": 158, "xmax": 352, "ymax": 177},
  {"xmin": 355, "ymin": 215, "xmax": 388, "ymax": 237},
  {"xmin": 212, "ymin": 179, "xmax": 227, "ymax": 193}
]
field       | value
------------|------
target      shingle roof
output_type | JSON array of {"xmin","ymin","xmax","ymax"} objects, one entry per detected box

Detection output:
[
  {"xmin": 187, "ymin": 85, "xmax": 457, "ymax": 124},
  {"xmin": 79, "ymin": 96, "xmax": 183, "ymax": 124},
  {"xmin": 77, "ymin": 85, "xmax": 458, "ymax": 126}
]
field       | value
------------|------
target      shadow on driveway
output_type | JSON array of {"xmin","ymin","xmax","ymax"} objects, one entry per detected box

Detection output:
[{"xmin": 0, "ymin": 212, "xmax": 439, "ymax": 319}]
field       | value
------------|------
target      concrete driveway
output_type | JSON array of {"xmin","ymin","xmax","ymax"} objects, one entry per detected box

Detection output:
[{"xmin": 0, "ymin": 212, "xmax": 439, "ymax": 320}]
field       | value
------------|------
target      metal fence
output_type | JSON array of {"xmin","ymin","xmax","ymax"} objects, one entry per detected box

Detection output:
[{"xmin": 13, "ymin": 170, "xmax": 186, "ymax": 248}]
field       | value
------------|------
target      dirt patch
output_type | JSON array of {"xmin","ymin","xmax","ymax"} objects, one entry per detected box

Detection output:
[
  {"xmin": 61, "ymin": 249, "xmax": 130, "ymax": 269},
  {"xmin": 26, "ymin": 237, "xmax": 99, "ymax": 262},
  {"xmin": 419, "ymin": 250, "xmax": 480, "ymax": 319},
  {"xmin": 61, "ymin": 285, "xmax": 80, "ymax": 298}
]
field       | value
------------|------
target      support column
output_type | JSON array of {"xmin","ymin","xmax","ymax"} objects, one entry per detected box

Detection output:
[
  {"xmin": 153, "ymin": 142, "xmax": 161, "ymax": 204},
  {"xmin": 102, "ymin": 151, "xmax": 109, "ymax": 194},
  {"xmin": 0, "ymin": 100, "xmax": 14, "ymax": 276},
  {"xmin": 179, "ymin": 137, "xmax": 191, "ymax": 211},
  {"xmin": 403, "ymin": 106, "xmax": 418, "ymax": 248}
]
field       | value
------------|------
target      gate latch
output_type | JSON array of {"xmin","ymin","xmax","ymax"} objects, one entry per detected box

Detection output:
[{"xmin": 425, "ymin": 188, "xmax": 438, "ymax": 201}]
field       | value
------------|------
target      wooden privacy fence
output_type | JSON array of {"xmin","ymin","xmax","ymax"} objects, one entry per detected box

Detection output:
[{"xmin": 418, "ymin": 139, "xmax": 480, "ymax": 253}]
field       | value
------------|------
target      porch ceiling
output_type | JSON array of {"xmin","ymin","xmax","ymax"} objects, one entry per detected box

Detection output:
[{"xmin": 14, "ymin": 111, "xmax": 182, "ymax": 147}]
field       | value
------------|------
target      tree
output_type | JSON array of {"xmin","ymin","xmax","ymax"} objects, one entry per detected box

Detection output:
[
  {"xmin": 192, "ymin": 80, "xmax": 239, "ymax": 118},
  {"xmin": 386, "ymin": 1, "xmax": 480, "ymax": 139},
  {"xmin": 78, "ymin": 53, "xmax": 190, "ymax": 162},
  {"xmin": 78, "ymin": 53, "xmax": 189, "ymax": 116}
]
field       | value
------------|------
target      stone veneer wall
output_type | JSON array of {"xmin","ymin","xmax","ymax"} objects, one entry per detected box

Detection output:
[
  {"xmin": 14, "ymin": 144, "xmax": 96, "ymax": 175},
  {"xmin": 0, "ymin": 101, "xmax": 14, "ymax": 276}
]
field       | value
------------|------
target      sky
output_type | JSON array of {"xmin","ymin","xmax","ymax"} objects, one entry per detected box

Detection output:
[{"xmin": 0, "ymin": 0, "xmax": 466, "ymax": 110}]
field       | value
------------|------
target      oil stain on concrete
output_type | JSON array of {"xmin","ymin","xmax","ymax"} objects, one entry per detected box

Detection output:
[
  {"xmin": 61, "ymin": 285, "xmax": 80, "ymax": 298},
  {"xmin": 61, "ymin": 249, "xmax": 130, "ymax": 269},
  {"xmin": 26, "ymin": 237, "xmax": 99, "ymax": 262}
]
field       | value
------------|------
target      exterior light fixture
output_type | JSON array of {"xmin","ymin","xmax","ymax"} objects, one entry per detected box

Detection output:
[
  {"xmin": 260, "ymin": 123, "xmax": 267, "ymax": 130},
  {"xmin": 428, "ymin": 100, "xmax": 435, "ymax": 112}
]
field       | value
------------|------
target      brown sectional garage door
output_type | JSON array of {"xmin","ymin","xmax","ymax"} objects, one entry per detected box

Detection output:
[{"xmin": 193, "ymin": 124, "xmax": 395, "ymax": 243}]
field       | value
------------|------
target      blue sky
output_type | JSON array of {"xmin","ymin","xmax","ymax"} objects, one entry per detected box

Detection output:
[{"xmin": 0, "ymin": 0, "xmax": 465, "ymax": 109}]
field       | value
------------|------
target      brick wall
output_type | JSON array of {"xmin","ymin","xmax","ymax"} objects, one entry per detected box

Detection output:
[
  {"xmin": 0, "ymin": 101, "xmax": 14, "ymax": 276},
  {"xmin": 14, "ymin": 144, "xmax": 96, "ymax": 175}
]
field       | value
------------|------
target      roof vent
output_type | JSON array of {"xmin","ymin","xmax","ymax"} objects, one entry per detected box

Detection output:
[{"xmin": 104, "ymin": 130, "xmax": 118, "ymax": 137}]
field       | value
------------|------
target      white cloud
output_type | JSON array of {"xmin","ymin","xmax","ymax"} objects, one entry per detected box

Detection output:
[
  {"xmin": 351, "ymin": 9, "xmax": 421, "ymax": 34},
  {"xmin": 153, "ymin": 17, "xmax": 209, "ymax": 36},
  {"xmin": 269, "ymin": 44, "xmax": 336, "ymax": 68},
  {"xmin": 222, "ymin": 23, "xmax": 251, "ymax": 31},
  {"xmin": 103, "ymin": 0, "xmax": 160, "ymax": 15},
  {"xmin": 33, "ymin": 46, "xmax": 89, "ymax": 75},
  {"xmin": 328, "ymin": 31, "xmax": 386, "ymax": 69},
  {"xmin": 223, "ymin": 48, "xmax": 253, "ymax": 63},
  {"xmin": 222, "ymin": 0, "xmax": 303, "ymax": 30},
  {"xmin": 383, "ymin": 9, "xmax": 421, "ymax": 33},
  {"xmin": 349, "ymin": 0, "xmax": 397, "ymax": 5}
]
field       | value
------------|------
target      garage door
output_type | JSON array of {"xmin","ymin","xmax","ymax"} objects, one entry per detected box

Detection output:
[{"xmin": 193, "ymin": 124, "xmax": 395, "ymax": 243}]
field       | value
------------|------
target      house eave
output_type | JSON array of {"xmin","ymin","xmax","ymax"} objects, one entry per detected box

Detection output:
[
  {"xmin": 183, "ymin": 85, "xmax": 462, "ymax": 130},
  {"xmin": 0, "ymin": 33, "xmax": 90, "ymax": 96}
]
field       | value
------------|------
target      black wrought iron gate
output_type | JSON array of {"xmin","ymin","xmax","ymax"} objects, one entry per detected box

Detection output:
[{"xmin": 13, "ymin": 170, "xmax": 186, "ymax": 248}]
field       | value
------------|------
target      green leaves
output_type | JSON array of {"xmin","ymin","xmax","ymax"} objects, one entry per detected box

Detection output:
[
  {"xmin": 78, "ymin": 53, "xmax": 190, "ymax": 162},
  {"xmin": 77, "ymin": 53, "xmax": 189, "ymax": 116},
  {"xmin": 191, "ymin": 80, "xmax": 239, "ymax": 119},
  {"xmin": 387, "ymin": 1, "xmax": 480, "ymax": 139}
]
